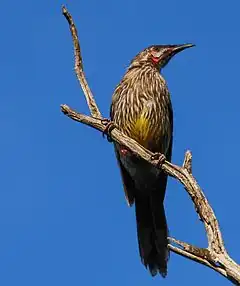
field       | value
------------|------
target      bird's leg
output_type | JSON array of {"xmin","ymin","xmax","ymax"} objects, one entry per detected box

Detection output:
[
  {"xmin": 151, "ymin": 152, "xmax": 166, "ymax": 168},
  {"xmin": 101, "ymin": 118, "xmax": 116, "ymax": 142}
]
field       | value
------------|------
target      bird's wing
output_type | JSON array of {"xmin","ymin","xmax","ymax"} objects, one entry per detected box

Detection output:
[
  {"xmin": 114, "ymin": 147, "xmax": 135, "ymax": 206},
  {"xmin": 110, "ymin": 93, "xmax": 135, "ymax": 206},
  {"xmin": 166, "ymin": 99, "xmax": 173, "ymax": 163},
  {"xmin": 157, "ymin": 100, "xmax": 173, "ymax": 201}
]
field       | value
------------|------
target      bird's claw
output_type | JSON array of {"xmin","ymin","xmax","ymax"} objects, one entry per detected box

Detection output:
[
  {"xmin": 101, "ymin": 118, "xmax": 116, "ymax": 142},
  {"xmin": 151, "ymin": 153, "xmax": 166, "ymax": 168}
]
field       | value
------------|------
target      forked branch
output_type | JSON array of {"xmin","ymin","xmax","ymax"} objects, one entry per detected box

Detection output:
[{"xmin": 61, "ymin": 6, "xmax": 240, "ymax": 284}]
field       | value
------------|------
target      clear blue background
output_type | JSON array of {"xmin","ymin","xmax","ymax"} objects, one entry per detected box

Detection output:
[{"xmin": 1, "ymin": 0, "xmax": 239, "ymax": 285}]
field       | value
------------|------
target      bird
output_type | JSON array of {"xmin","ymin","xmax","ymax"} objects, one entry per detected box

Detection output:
[{"xmin": 110, "ymin": 44, "xmax": 194, "ymax": 277}]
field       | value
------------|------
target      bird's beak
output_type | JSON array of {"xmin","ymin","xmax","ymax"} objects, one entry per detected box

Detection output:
[
  {"xmin": 171, "ymin": 43, "xmax": 195, "ymax": 55},
  {"xmin": 154, "ymin": 43, "xmax": 195, "ymax": 69}
]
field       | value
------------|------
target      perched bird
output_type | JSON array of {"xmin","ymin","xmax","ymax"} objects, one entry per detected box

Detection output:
[{"xmin": 110, "ymin": 44, "xmax": 194, "ymax": 277}]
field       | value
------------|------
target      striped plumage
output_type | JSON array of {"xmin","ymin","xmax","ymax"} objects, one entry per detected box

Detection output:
[
  {"xmin": 110, "ymin": 44, "xmax": 194, "ymax": 277},
  {"xmin": 111, "ymin": 57, "xmax": 172, "ymax": 153}
]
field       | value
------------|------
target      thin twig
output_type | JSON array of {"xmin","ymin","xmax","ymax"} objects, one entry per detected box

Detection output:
[
  {"xmin": 62, "ymin": 6, "xmax": 102, "ymax": 118},
  {"xmin": 183, "ymin": 150, "xmax": 192, "ymax": 173},
  {"xmin": 168, "ymin": 244, "xmax": 228, "ymax": 278}
]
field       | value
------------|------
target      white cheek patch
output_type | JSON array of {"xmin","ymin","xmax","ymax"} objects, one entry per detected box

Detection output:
[
  {"xmin": 150, "ymin": 51, "xmax": 163, "ymax": 64},
  {"xmin": 152, "ymin": 51, "xmax": 162, "ymax": 58}
]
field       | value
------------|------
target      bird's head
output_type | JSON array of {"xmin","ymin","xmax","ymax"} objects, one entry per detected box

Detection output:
[{"xmin": 130, "ymin": 44, "xmax": 195, "ymax": 70}]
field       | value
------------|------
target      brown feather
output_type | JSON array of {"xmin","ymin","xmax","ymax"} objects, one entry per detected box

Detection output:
[{"xmin": 114, "ymin": 147, "xmax": 135, "ymax": 206}]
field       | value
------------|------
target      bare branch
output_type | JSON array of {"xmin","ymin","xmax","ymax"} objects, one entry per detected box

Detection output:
[
  {"xmin": 62, "ymin": 6, "xmax": 102, "ymax": 118},
  {"xmin": 168, "ymin": 243, "xmax": 228, "ymax": 278},
  {"xmin": 183, "ymin": 150, "xmax": 192, "ymax": 173},
  {"xmin": 60, "ymin": 7, "xmax": 240, "ymax": 285}
]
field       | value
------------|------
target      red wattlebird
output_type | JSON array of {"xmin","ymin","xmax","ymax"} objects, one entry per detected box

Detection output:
[{"xmin": 110, "ymin": 44, "xmax": 194, "ymax": 277}]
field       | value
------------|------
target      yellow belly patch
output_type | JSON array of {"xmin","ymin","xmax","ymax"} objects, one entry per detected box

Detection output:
[{"xmin": 131, "ymin": 115, "xmax": 152, "ymax": 147}]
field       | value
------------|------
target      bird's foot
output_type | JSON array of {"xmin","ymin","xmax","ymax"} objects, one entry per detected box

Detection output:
[
  {"xmin": 151, "ymin": 152, "xmax": 166, "ymax": 168},
  {"xmin": 101, "ymin": 118, "xmax": 116, "ymax": 142}
]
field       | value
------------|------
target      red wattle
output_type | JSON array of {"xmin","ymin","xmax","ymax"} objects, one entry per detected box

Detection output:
[{"xmin": 152, "ymin": 57, "xmax": 159, "ymax": 63}]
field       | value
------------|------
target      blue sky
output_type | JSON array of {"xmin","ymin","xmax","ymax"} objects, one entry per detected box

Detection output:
[{"xmin": 1, "ymin": 0, "xmax": 240, "ymax": 285}]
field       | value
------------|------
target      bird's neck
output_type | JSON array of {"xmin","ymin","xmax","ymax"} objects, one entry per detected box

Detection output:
[
  {"xmin": 128, "ymin": 61, "xmax": 155, "ymax": 71},
  {"xmin": 124, "ymin": 63, "xmax": 165, "ymax": 85}
]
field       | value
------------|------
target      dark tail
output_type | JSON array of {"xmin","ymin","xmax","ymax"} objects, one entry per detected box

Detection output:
[{"xmin": 135, "ymin": 194, "xmax": 169, "ymax": 277}]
